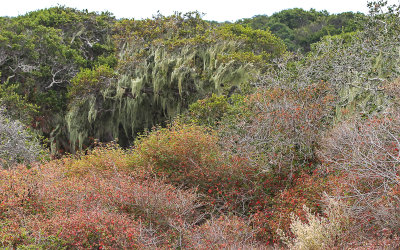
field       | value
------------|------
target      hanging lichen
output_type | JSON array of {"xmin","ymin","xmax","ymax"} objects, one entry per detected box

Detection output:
[{"xmin": 65, "ymin": 12, "xmax": 286, "ymax": 151}]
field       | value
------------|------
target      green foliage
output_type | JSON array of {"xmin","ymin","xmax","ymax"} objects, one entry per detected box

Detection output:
[
  {"xmin": 0, "ymin": 6, "xmax": 117, "ymax": 153},
  {"xmin": 185, "ymin": 94, "xmax": 230, "ymax": 127},
  {"xmin": 23, "ymin": 6, "xmax": 116, "ymax": 68},
  {"xmin": 238, "ymin": 8, "xmax": 365, "ymax": 52},
  {"xmin": 184, "ymin": 93, "xmax": 246, "ymax": 128},
  {"xmin": 0, "ymin": 8, "xmax": 285, "ymax": 153},
  {"xmin": 217, "ymin": 23, "xmax": 286, "ymax": 60},
  {"xmin": 68, "ymin": 65, "xmax": 115, "ymax": 101},
  {"xmin": 66, "ymin": 12, "xmax": 286, "ymax": 150},
  {"xmin": 259, "ymin": 6, "xmax": 400, "ymax": 122},
  {"xmin": 0, "ymin": 73, "xmax": 38, "ymax": 123},
  {"xmin": 66, "ymin": 65, "xmax": 116, "ymax": 151}
]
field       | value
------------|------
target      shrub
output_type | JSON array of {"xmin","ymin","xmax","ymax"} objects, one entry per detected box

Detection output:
[
  {"xmin": 0, "ymin": 109, "xmax": 45, "ymax": 168},
  {"xmin": 219, "ymin": 82, "xmax": 336, "ymax": 179},
  {"xmin": 279, "ymin": 196, "xmax": 351, "ymax": 249},
  {"xmin": 0, "ymin": 79, "xmax": 38, "ymax": 123},
  {"xmin": 0, "ymin": 145, "xmax": 203, "ymax": 248},
  {"xmin": 252, "ymin": 172, "xmax": 331, "ymax": 243},
  {"xmin": 182, "ymin": 215, "xmax": 264, "ymax": 249},
  {"xmin": 45, "ymin": 210, "xmax": 143, "ymax": 249},
  {"xmin": 184, "ymin": 93, "xmax": 248, "ymax": 129},
  {"xmin": 133, "ymin": 123, "xmax": 221, "ymax": 185},
  {"xmin": 61, "ymin": 141, "xmax": 133, "ymax": 176},
  {"xmin": 132, "ymin": 122, "xmax": 268, "ymax": 215},
  {"xmin": 318, "ymin": 109, "xmax": 400, "ymax": 238},
  {"xmin": 67, "ymin": 65, "xmax": 115, "ymax": 102},
  {"xmin": 185, "ymin": 94, "xmax": 230, "ymax": 128}
]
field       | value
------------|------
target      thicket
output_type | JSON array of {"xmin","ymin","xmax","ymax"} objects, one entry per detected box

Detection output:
[{"xmin": 1, "ymin": 1, "xmax": 400, "ymax": 249}]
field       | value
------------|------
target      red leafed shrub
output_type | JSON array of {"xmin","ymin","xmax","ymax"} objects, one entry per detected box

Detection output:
[
  {"xmin": 133, "ymin": 123, "xmax": 222, "ymax": 186},
  {"xmin": 0, "ymin": 145, "xmax": 203, "ymax": 248},
  {"xmin": 252, "ymin": 173, "xmax": 330, "ymax": 243},
  {"xmin": 43, "ymin": 210, "xmax": 143, "ymax": 249},
  {"xmin": 209, "ymin": 83, "xmax": 337, "ymax": 242},
  {"xmin": 132, "ymin": 123, "xmax": 269, "ymax": 214}
]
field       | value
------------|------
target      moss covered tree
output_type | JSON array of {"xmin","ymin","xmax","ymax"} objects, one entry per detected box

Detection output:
[{"xmin": 66, "ymin": 12, "xmax": 286, "ymax": 151}]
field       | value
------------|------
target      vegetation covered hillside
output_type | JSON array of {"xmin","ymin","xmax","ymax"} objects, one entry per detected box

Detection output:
[
  {"xmin": 0, "ymin": 7, "xmax": 285, "ymax": 154},
  {"xmin": 0, "ymin": 1, "xmax": 400, "ymax": 249}
]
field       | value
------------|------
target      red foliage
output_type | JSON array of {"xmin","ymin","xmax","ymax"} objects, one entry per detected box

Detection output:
[
  {"xmin": 133, "ymin": 123, "xmax": 269, "ymax": 214},
  {"xmin": 0, "ymin": 146, "xmax": 200, "ymax": 248},
  {"xmin": 251, "ymin": 172, "xmax": 331, "ymax": 242}
]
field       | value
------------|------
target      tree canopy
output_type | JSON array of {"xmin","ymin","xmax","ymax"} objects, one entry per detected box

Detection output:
[{"xmin": 238, "ymin": 8, "xmax": 365, "ymax": 52}]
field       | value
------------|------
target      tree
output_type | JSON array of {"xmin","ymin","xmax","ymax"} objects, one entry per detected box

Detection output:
[
  {"xmin": 0, "ymin": 7, "xmax": 117, "ymax": 153},
  {"xmin": 66, "ymin": 12, "xmax": 286, "ymax": 151},
  {"xmin": 237, "ymin": 8, "xmax": 364, "ymax": 52}
]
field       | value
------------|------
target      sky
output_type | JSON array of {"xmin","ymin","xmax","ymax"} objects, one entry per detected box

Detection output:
[{"xmin": 0, "ymin": 0, "xmax": 399, "ymax": 22}]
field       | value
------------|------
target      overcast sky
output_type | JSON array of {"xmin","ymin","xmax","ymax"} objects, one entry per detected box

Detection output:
[{"xmin": 0, "ymin": 0, "xmax": 399, "ymax": 22}]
